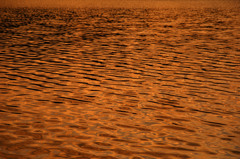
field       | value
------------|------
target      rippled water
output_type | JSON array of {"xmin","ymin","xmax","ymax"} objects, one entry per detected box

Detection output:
[{"xmin": 0, "ymin": 7, "xmax": 240, "ymax": 159}]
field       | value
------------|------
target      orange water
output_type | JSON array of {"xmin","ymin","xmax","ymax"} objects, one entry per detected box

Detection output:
[{"xmin": 0, "ymin": 7, "xmax": 239, "ymax": 159}]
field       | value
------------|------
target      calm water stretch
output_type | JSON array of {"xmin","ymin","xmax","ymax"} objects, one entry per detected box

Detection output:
[{"xmin": 0, "ymin": 4, "xmax": 240, "ymax": 159}]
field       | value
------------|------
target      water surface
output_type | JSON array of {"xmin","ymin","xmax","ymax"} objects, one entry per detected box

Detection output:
[{"xmin": 0, "ymin": 6, "xmax": 240, "ymax": 159}]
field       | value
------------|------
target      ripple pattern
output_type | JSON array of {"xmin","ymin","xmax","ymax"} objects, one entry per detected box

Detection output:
[{"xmin": 0, "ymin": 7, "xmax": 240, "ymax": 159}]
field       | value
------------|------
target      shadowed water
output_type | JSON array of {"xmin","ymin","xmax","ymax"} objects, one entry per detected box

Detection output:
[{"xmin": 0, "ymin": 6, "xmax": 240, "ymax": 159}]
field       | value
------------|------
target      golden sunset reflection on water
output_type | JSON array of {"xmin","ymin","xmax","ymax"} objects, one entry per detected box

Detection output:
[{"xmin": 0, "ymin": 1, "xmax": 240, "ymax": 159}]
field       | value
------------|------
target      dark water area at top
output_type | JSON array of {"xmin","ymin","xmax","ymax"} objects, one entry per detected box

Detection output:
[{"xmin": 0, "ymin": 6, "xmax": 240, "ymax": 159}]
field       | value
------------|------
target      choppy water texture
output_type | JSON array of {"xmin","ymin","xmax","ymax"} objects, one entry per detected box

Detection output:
[{"xmin": 0, "ymin": 6, "xmax": 240, "ymax": 159}]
